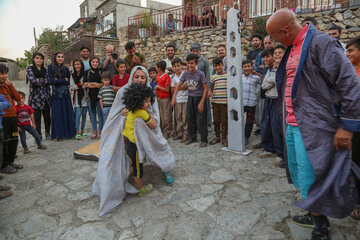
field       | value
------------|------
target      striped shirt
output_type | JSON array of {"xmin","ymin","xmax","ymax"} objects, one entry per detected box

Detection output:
[
  {"xmin": 285, "ymin": 24, "xmax": 309, "ymax": 126},
  {"xmin": 98, "ymin": 86, "xmax": 116, "ymax": 107},
  {"xmin": 210, "ymin": 73, "xmax": 227, "ymax": 104}
]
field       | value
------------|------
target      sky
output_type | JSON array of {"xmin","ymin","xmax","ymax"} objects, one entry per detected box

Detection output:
[{"xmin": 0, "ymin": 0, "xmax": 181, "ymax": 60}]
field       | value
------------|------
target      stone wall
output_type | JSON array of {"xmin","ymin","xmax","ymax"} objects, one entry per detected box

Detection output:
[
  {"xmin": 93, "ymin": 38, "xmax": 120, "ymax": 58},
  {"xmin": 35, "ymin": 44, "xmax": 53, "ymax": 67}
]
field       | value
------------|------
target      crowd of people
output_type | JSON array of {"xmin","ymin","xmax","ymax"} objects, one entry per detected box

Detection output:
[{"xmin": 0, "ymin": 8, "xmax": 359, "ymax": 240}]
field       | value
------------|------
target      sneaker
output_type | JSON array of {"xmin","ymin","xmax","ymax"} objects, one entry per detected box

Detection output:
[
  {"xmin": 24, "ymin": 148, "xmax": 30, "ymax": 154},
  {"xmin": 75, "ymin": 134, "xmax": 81, "ymax": 140},
  {"xmin": 45, "ymin": 133, "xmax": 51, "ymax": 140},
  {"xmin": 90, "ymin": 132, "xmax": 97, "ymax": 139},
  {"xmin": 273, "ymin": 156, "xmax": 283, "ymax": 166},
  {"xmin": 162, "ymin": 172, "xmax": 174, "ymax": 185},
  {"xmin": 137, "ymin": 184, "xmax": 153, "ymax": 197},
  {"xmin": 37, "ymin": 145, "xmax": 48, "ymax": 150},
  {"xmin": 81, "ymin": 132, "xmax": 88, "ymax": 137},
  {"xmin": 259, "ymin": 151, "xmax": 277, "ymax": 158},
  {"xmin": 292, "ymin": 212, "xmax": 314, "ymax": 228},
  {"xmin": 311, "ymin": 227, "xmax": 331, "ymax": 240},
  {"xmin": 207, "ymin": 126, "xmax": 213, "ymax": 132}
]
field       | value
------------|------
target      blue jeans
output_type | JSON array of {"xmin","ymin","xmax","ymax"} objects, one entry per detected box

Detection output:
[
  {"xmin": 19, "ymin": 125, "xmax": 42, "ymax": 148},
  {"xmin": 102, "ymin": 107, "xmax": 111, "ymax": 123},
  {"xmin": 88, "ymin": 101, "xmax": 103, "ymax": 132},
  {"xmin": 74, "ymin": 107, "xmax": 88, "ymax": 132},
  {"xmin": 286, "ymin": 125, "xmax": 316, "ymax": 199}
]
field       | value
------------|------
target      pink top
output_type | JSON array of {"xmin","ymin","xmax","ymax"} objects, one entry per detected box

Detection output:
[{"xmin": 285, "ymin": 24, "xmax": 309, "ymax": 126}]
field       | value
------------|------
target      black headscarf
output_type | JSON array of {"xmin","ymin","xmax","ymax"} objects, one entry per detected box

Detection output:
[
  {"xmin": 72, "ymin": 59, "xmax": 85, "ymax": 107},
  {"xmin": 85, "ymin": 58, "xmax": 101, "ymax": 109},
  {"xmin": 31, "ymin": 52, "xmax": 46, "ymax": 78}
]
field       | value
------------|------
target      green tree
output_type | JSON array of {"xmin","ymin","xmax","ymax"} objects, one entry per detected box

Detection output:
[
  {"xmin": 37, "ymin": 25, "xmax": 70, "ymax": 52},
  {"xmin": 253, "ymin": 17, "xmax": 268, "ymax": 37},
  {"xmin": 16, "ymin": 47, "xmax": 36, "ymax": 68}
]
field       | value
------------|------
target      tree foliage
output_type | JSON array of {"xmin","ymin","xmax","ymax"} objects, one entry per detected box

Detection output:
[{"xmin": 253, "ymin": 17, "xmax": 268, "ymax": 37}]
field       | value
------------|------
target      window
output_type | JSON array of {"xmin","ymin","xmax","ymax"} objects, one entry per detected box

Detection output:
[
  {"xmin": 103, "ymin": 12, "xmax": 114, "ymax": 32},
  {"xmin": 96, "ymin": 22, "xmax": 102, "ymax": 35},
  {"xmin": 84, "ymin": 5, "xmax": 88, "ymax": 17},
  {"xmin": 250, "ymin": 0, "xmax": 276, "ymax": 17},
  {"xmin": 296, "ymin": 0, "xmax": 335, "ymax": 13}
]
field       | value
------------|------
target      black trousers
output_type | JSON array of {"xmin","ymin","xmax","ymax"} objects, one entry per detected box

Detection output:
[
  {"xmin": 34, "ymin": 107, "xmax": 51, "ymax": 137},
  {"xmin": 187, "ymin": 96, "xmax": 208, "ymax": 143},
  {"xmin": 352, "ymin": 132, "xmax": 360, "ymax": 199},
  {"xmin": 244, "ymin": 106, "xmax": 256, "ymax": 138},
  {"xmin": 2, "ymin": 117, "xmax": 18, "ymax": 168},
  {"xmin": 125, "ymin": 138, "xmax": 143, "ymax": 179},
  {"xmin": 0, "ymin": 128, "xmax": 3, "ymax": 168}
]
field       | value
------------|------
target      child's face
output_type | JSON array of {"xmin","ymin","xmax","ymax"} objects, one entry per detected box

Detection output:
[
  {"xmin": 102, "ymin": 77, "xmax": 111, "ymax": 86},
  {"xmin": 149, "ymin": 71, "xmax": 157, "ymax": 81},
  {"xmin": 91, "ymin": 58, "xmax": 99, "ymax": 68},
  {"xmin": 155, "ymin": 66, "xmax": 162, "ymax": 73},
  {"xmin": 214, "ymin": 63, "xmax": 224, "ymax": 74},
  {"xmin": 173, "ymin": 62, "xmax": 182, "ymax": 74},
  {"xmin": 187, "ymin": 60, "xmax": 197, "ymax": 72},
  {"xmin": 142, "ymin": 97, "xmax": 151, "ymax": 111},
  {"xmin": 242, "ymin": 63, "xmax": 252, "ymax": 75},
  {"xmin": 19, "ymin": 95, "xmax": 25, "ymax": 105},
  {"xmin": 182, "ymin": 64, "xmax": 187, "ymax": 71},
  {"xmin": 191, "ymin": 49, "xmax": 201, "ymax": 57},
  {"xmin": 273, "ymin": 48, "xmax": 285, "ymax": 64},
  {"xmin": 117, "ymin": 63, "xmax": 126, "ymax": 74},
  {"xmin": 346, "ymin": 45, "xmax": 360, "ymax": 65},
  {"xmin": 73, "ymin": 61, "xmax": 82, "ymax": 73},
  {"xmin": 263, "ymin": 55, "xmax": 274, "ymax": 67}
]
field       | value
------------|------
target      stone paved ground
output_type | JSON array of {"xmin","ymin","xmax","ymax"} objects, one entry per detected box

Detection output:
[{"xmin": 0, "ymin": 81, "xmax": 359, "ymax": 240}]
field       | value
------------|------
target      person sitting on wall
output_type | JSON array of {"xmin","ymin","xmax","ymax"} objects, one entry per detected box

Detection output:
[
  {"xmin": 199, "ymin": 3, "xmax": 216, "ymax": 27},
  {"xmin": 165, "ymin": 13, "xmax": 177, "ymax": 34},
  {"xmin": 183, "ymin": 7, "xmax": 198, "ymax": 29}
]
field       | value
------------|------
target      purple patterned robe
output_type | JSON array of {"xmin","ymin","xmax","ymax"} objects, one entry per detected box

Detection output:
[{"xmin": 26, "ymin": 66, "xmax": 51, "ymax": 110}]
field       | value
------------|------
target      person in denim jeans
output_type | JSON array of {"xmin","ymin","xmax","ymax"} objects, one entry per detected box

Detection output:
[
  {"xmin": 15, "ymin": 91, "xmax": 47, "ymax": 153},
  {"xmin": 70, "ymin": 59, "xmax": 88, "ymax": 140},
  {"xmin": 83, "ymin": 57, "xmax": 104, "ymax": 139},
  {"xmin": 98, "ymin": 71, "xmax": 115, "ymax": 123}
]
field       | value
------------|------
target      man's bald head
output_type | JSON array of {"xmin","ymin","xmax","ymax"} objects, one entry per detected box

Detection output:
[{"xmin": 266, "ymin": 8, "xmax": 303, "ymax": 47}]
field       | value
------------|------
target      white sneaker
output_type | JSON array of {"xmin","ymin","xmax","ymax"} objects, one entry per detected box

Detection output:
[{"xmin": 273, "ymin": 156, "xmax": 282, "ymax": 166}]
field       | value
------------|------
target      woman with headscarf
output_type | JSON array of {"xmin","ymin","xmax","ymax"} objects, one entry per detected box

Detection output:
[
  {"xmin": 83, "ymin": 56, "xmax": 103, "ymax": 139},
  {"xmin": 92, "ymin": 66, "xmax": 175, "ymax": 217},
  {"xmin": 48, "ymin": 51, "xmax": 75, "ymax": 141},
  {"xmin": 26, "ymin": 52, "xmax": 51, "ymax": 140},
  {"xmin": 70, "ymin": 59, "xmax": 88, "ymax": 139}
]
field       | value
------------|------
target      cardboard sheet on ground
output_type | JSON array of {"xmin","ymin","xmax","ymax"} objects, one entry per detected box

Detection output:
[{"xmin": 74, "ymin": 141, "xmax": 100, "ymax": 161}]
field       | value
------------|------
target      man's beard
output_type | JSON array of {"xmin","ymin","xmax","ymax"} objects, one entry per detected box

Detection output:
[{"xmin": 168, "ymin": 54, "xmax": 174, "ymax": 59}]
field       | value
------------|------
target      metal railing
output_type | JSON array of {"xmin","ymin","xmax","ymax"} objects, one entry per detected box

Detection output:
[{"xmin": 128, "ymin": 0, "xmax": 360, "ymax": 39}]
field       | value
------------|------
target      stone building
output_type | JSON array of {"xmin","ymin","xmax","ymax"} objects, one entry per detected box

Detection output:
[{"xmin": 0, "ymin": 57, "xmax": 18, "ymax": 80}]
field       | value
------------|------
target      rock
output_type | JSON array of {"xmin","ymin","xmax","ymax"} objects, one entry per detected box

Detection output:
[
  {"xmin": 221, "ymin": 186, "xmax": 251, "ymax": 204},
  {"xmin": 354, "ymin": 18, "xmax": 360, "ymax": 26},
  {"xmin": 67, "ymin": 191, "xmax": 91, "ymax": 201},
  {"xmin": 200, "ymin": 184, "xmax": 224, "ymax": 194},
  {"xmin": 15, "ymin": 214, "xmax": 58, "ymax": 238},
  {"xmin": 142, "ymin": 223, "xmax": 167, "ymax": 240},
  {"xmin": 344, "ymin": 19, "xmax": 358, "ymax": 28},
  {"xmin": 335, "ymin": 12, "xmax": 344, "ymax": 22},
  {"xmin": 44, "ymin": 199, "xmax": 74, "ymax": 214},
  {"xmin": 355, "ymin": 8, "xmax": 360, "ymax": 17},
  {"xmin": 186, "ymin": 196, "xmax": 215, "ymax": 212},
  {"xmin": 159, "ymin": 187, "xmax": 194, "ymax": 205},
  {"xmin": 112, "ymin": 215, "xmax": 132, "ymax": 229},
  {"xmin": 333, "ymin": 22, "xmax": 346, "ymax": 29},
  {"xmin": 65, "ymin": 177, "xmax": 90, "ymax": 190},
  {"xmin": 209, "ymin": 169, "xmax": 236, "ymax": 183},
  {"xmin": 205, "ymin": 228, "xmax": 234, "ymax": 240},
  {"xmin": 76, "ymin": 206, "xmax": 101, "ymax": 222},
  {"xmin": 348, "ymin": 27, "xmax": 360, "ymax": 32},
  {"xmin": 59, "ymin": 223, "xmax": 115, "ymax": 240},
  {"xmin": 118, "ymin": 230, "xmax": 136, "ymax": 240},
  {"xmin": 252, "ymin": 226, "xmax": 286, "ymax": 240},
  {"xmin": 344, "ymin": 9, "xmax": 353, "ymax": 19},
  {"xmin": 59, "ymin": 211, "xmax": 73, "ymax": 226},
  {"xmin": 256, "ymin": 178, "xmax": 297, "ymax": 194}
]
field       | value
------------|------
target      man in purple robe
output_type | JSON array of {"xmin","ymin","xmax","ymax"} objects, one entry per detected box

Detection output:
[{"xmin": 267, "ymin": 9, "xmax": 360, "ymax": 240}]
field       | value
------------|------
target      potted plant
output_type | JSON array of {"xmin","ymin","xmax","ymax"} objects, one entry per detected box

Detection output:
[{"xmin": 138, "ymin": 10, "xmax": 152, "ymax": 38}]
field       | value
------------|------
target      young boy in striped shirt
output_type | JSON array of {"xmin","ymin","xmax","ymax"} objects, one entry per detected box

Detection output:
[
  {"xmin": 208, "ymin": 57, "xmax": 228, "ymax": 147},
  {"xmin": 98, "ymin": 71, "xmax": 116, "ymax": 123}
]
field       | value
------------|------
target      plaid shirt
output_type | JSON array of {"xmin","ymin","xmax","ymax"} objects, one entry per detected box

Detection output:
[{"xmin": 242, "ymin": 73, "xmax": 261, "ymax": 107}]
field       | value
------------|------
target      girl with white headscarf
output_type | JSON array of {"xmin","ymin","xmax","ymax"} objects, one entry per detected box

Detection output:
[{"xmin": 92, "ymin": 66, "xmax": 175, "ymax": 217}]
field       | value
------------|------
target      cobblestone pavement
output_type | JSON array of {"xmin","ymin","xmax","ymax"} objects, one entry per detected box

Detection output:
[{"xmin": 0, "ymin": 81, "xmax": 359, "ymax": 240}]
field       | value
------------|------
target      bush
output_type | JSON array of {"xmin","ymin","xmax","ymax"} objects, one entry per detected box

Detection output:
[{"xmin": 253, "ymin": 17, "xmax": 268, "ymax": 37}]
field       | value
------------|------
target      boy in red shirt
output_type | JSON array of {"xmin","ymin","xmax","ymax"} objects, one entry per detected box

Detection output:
[
  {"xmin": 154, "ymin": 60, "xmax": 172, "ymax": 139},
  {"xmin": 112, "ymin": 60, "xmax": 129, "ymax": 92},
  {"xmin": 16, "ymin": 91, "xmax": 47, "ymax": 154}
]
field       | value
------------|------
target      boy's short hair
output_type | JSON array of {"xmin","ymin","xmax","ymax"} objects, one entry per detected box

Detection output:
[
  {"xmin": 156, "ymin": 60, "xmax": 167, "ymax": 72},
  {"xmin": 329, "ymin": 25, "xmax": 342, "ymax": 34},
  {"xmin": 261, "ymin": 47, "xmax": 275, "ymax": 58},
  {"xmin": 186, "ymin": 53, "xmax": 199, "ymax": 63},
  {"xmin": 166, "ymin": 44, "xmax": 176, "ymax": 51},
  {"xmin": 18, "ymin": 91, "xmax": 26, "ymax": 98},
  {"xmin": 100, "ymin": 71, "xmax": 111, "ymax": 79},
  {"xmin": 242, "ymin": 59, "xmax": 253, "ymax": 66},
  {"xmin": 80, "ymin": 46, "xmax": 90, "ymax": 51},
  {"xmin": 0, "ymin": 64, "xmax": 9, "ymax": 74},
  {"xmin": 301, "ymin": 17, "xmax": 318, "ymax": 26},
  {"xmin": 212, "ymin": 57, "xmax": 223, "ymax": 65},
  {"xmin": 116, "ymin": 59, "xmax": 126, "ymax": 68},
  {"xmin": 217, "ymin": 44, "xmax": 226, "ymax": 49},
  {"xmin": 148, "ymin": 67, "xmax": 157, "ymax": 74},
  {"xmin": 171, "ymin": 57, "xmax": 183, "ymax": 66},
  {"xmin": 274, "ymin": 44, "xmax": 286, "ymax": 52},
  {"xmin": 250, "ymin": 33, "xmax": 263, "ymax": 42},
  {"xmin": 346, "ymin": 36, "xmax": 360, "ymax": 51},
  {"xmin": 122, "ymin": 83, "xmax": 155, "ymax": 112},
  {"xmin": 125, "ymin": 41, "xmax": 135, "ymax": 51}
]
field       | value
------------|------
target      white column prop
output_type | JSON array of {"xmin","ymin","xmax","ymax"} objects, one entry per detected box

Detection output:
[{"xmin": 222, "ymin": 8, "xmax": 252, "ymax": 155}]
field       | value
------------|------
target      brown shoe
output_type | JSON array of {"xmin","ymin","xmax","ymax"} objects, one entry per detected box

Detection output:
[
  {"xmin": 24, "ymin": 148, "xmax": 30, "ymax": 154},
  {"xmin": 199, "ymin": 142, "xmax": 207, "ymax": 147},
  {"xmin": 37, "ymin": 145, "xmax": 48, "ymax": 150},
  {"xmin": 209, "ymin": 138, "xmax": 220, "ymax": 145}
]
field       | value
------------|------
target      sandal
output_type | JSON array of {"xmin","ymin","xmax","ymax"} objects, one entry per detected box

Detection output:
[
  {"xmin": 173, "ymin": 135, "xmax": 181, "ymax": 140},
  {"xmin": 350, "ymin": 208, "xmax": 360, "ymax": 220},
  {"xmin": 222, "ymin": 140, "xmax": 228, "ymax": 147},
  {"xmin": 37, "ymin": 145, "xmax": 48, "ymax": 150},
  {"xmin": 0, "ymin": 191, "xmax": 13, "ymax": 199},
  {"xmin": 11, "ymin": 163, "xmax": 23, "ymax": 170},
  {"xmin": 91, "ymin": 132, "xmax": 97, "ymax": 139},
  {"xmin": 0, "ymin": 185, "xmax": 11, "ymax": 191},
  {"xmin": 209, "ymin": 138, "xmax": 220, "ymax": 145},
  {"xmin": 0, "ymin": 165, "xmax": 17, "ymax": 174},
  {"xmin": 200, "ymin": 142, "xmax": 208, "ymax": 147}
]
